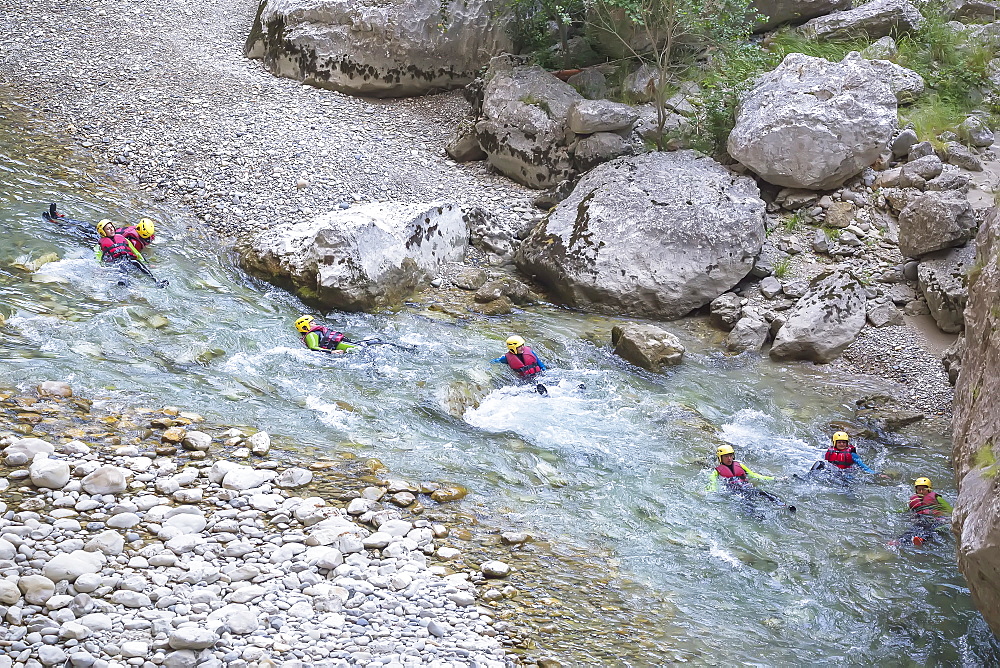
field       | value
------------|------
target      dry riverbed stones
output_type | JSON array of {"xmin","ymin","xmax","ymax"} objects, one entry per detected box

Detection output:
[{"xmin": 0, "ymin": 389, "xmax": 522, "ymax": 668}]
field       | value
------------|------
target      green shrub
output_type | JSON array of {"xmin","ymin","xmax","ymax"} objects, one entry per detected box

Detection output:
[{"xmin": 773, "ymin": 257, "xmax": 792, "ymax": 279}]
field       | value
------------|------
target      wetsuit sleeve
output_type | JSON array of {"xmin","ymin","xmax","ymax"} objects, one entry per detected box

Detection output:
[
  {"xmin": 851, "ymin": 453, "xmax": 876, "ymax": 474},
  {"xmin": 706, "ymin": 470, "xmax": 720, "ymax": 492},
  {"xmin": 303, "ymin": 332, "xmax": 322, "ymax": 351},
  {"xmin": 537, "ymin": 356, "xmax": 548, "ymax": 371},
  {"xmin": 94, "ymin": 245, "xmax": 103, "ymax": 262},
  {"xmin": 937, "ymin": 495, "xmax": 953, "ymax": 514},
  {"xmin": 491, "ymin": 356, "xmax": 508, "ymax": 365},
  {"xmin": 742, "ymin": 465, "xmax": 774, "ymax": 481},
  {"xmin": 127, "ymin": 241, "xmax": 147, "ymax": 264}
]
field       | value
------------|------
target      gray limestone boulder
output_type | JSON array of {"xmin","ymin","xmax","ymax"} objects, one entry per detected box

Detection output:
[
  {"xmin": 926, "ymin": 165, "xmax": 972, "ymax": 193},
  {"xmin": 567, "ymin": 100, "xmax": 639, "ymax": 134},
  {"xmin": 944, "ymin": 142, "xmax": 984, "ymax": 171},
  {"xmin": 515, "ymin": 151, "xmax": 766, "ymax": 319},
  {"xmin": 866, "ymin": 297, "xmax": 904, "ymax": 327},
  {"xmin": 897, "ymin": 191, "xmax": 976, "ymax": 258},
  {"xmin": 244, "ymin": 202, "xmax": 474, "ymax": 311},
  {"xmin": 728, "ymin": 52, "xmax": 897, "ymax": 190},
  {"xmin": 770, "ymin": 270, "xmax": 868, "ymax": 362},
  {"xmin": 958, "ymin": 116, "xmax": 995, "ymax": 148},
  {"xmin": 866, "ymin": 59, "xmax": 925, "ymax": 104},
  {"xmin": 751, "ymin": 0, "xmax": 851, "ymax": 31},
  {"xmin": 726, "ymin": 316, "xmax": 771, "ymax": 352},
  {"xmin": 475, "ymin": 62, "xmax": 582, "ymax": 188},
  {"xmin": 918, "ymin": 243, "xmax": 975, "ymax": 333},
  {"xmin": 446, "ymin": 118, "xmax": 487, "ymax": 162},
  {"xmin": 710, "ymin": 292, "xmax": 744, "ymax": 330},
  {"xmin": 799, "ymin": 0, "xmax": 925, "ymax": 40},
  {"xmin": 947, "ymin": 0, "xmax": 1000, "ymax": 21},
  {"xmin": 573, "ymin": 133, "xmax": 630, "ymax": 171},
  {"xmin": 942, "ymin": 333, "xmax": 965, "ymax": 385},
  {"xmin": 611, "ymin": 324, "xmax": 685, "ymax": 371},
  {"xmin": 622, "ymin": 63, "xmax": 663, "ymax": 103},
  {"xmin": 566, "ymin": 68, "xmax": 609, "ymax": 99},
  {"xmin": 890, "ymin": 128, "xmax": 919, "ymax": 157},
  {"xmin": 244, "ymin": 0, "xmax": 512, "ymax": 97},
  {"xmin": 862, "ymin": 35, "xmax": 899, "ymax": 60}
]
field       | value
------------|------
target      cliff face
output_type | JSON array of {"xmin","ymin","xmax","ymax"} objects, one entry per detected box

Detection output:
[{"xmin": 953, "ymin": 207, "xmax": 1000, "ymax": 635}]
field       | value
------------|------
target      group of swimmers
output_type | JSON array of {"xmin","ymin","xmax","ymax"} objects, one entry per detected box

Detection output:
[{"xmin": 710, "ymin": 432, "xmax": 952, "ymax": 546}]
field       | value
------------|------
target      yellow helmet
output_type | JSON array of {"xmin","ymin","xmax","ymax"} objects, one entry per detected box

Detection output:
[
  {"xmin": 96, "ymin": 220, "xmax": 115, "ymax": 237},
  {"xmin": 136, "ymin": 218, "xmax": 155, "ymax": 239},
  {"xmin": 294, "ymin": 315, "xmax": 315, "ymax": 333},
  {"xmin": 832, "ymin": 431, "xmax": 850, "ymax": 445},
  {"xmin": 505, "ymin": 335, "xmax": 525, "ymax": 352},
  {"xmin": 914, "ymin": 477, "xmax": 932, "ymax": 489},
  {"xmin": 717, "ymin": 444, "xmax": 735, "ymax": 461}
]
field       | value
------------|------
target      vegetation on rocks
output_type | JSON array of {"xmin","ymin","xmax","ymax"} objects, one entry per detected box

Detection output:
[{"xmin": 502, "ymin": 0, "xmax": 998, "ymax": 155}]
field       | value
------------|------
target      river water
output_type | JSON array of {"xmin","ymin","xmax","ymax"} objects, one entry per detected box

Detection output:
[{"xmin": 2, "ymin": 99, "xmax": 998, "ymax": 665}]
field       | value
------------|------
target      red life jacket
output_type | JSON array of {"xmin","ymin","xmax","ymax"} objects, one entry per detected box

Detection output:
[
  {"xmin": 303, "ymin": 325, "xmax": 344, "ymax": 351},
  {"xmin": 99, "ymin": 234, "xmax": 135, "ymax": 262},
  {"xmin": 715, "ymin": 461, "xmax": 748, "ymax": 481},
  {"xmin": 824, "ymin": 446, "xmax": 856, "ymax": 469},
  {"xmin": 909, "ymin": 491, "xmax": 942, "ymax": 516},
  {"xmin": 505, "ymin": 347, "xmax": 541, "ymax": 377},
  {"xmin": 119, "ymin": 226, "xmax": 152, "ymax": 252}
]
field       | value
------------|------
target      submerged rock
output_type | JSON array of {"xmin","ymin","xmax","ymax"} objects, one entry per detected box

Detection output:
[{"xmin": 611, "ymin": 323, "xmax": 685, "ymax": 371}]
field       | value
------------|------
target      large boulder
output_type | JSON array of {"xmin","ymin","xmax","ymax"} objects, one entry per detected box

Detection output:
[
  {"xmin": 728, "ymin": 52, "xmax": 897, "ymax": 190},
  {"xmin": 475, "ymin": 62, "xmax": 582, "ymax": 188},
  {"xmin": 952, "ymin": 208, "xmax": 1000, "ymax": 636},
  {"xmin": 244, "ymin": 0, "xmax": 512, "ymax": 97},
  {"xmin": 751, "ymin": 0, "xmax": 852, "ymax": 32},
  {"xmin": 515, "ymin": 151, "xmax": 766, "ymax": 319},
  {"xmin": 897, "ymin": 191, "xmax": 976, "ymax": 258},
  {"xmin": 610, "ymin": 324, "xmax": 685, "ymax": 371},
  {"xmin": 917, "ymin": 243, "xmax": 975, "ymax": 333},
  {"xmin": 244, "ymin": 202, "xmax": 475, "ymax": 311},
  {"xmin": 769, "ymin": 270, "xmax": 868, "ymax": 362},
  {"xmin": 799, "ymin": 0, "xmax": 924, "ymax": 40}
]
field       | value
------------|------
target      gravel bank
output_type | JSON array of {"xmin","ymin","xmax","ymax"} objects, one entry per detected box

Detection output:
[
  {"xmin": 0, "ymin": 386, "xmax": 518, "ymax": 668},
  {"xmin": 0, "ymin": 0, "xmax": 534, "ymax": 241}
]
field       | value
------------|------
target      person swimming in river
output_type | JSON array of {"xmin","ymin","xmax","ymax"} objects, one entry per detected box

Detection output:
[
  {"xmin": 810, "ymin": 431, "xmax": 885, "ymax": 476},
  {"xmin": 890, "ymin": 476, "xmax": 953, "ymax": 547},
  {"xmin": 294, "ymin": 315, "xmax": 357, "ymax": 354},
  {"xmin": 707, "ymin": 445, "xmax": 794, "ymax": 514},
  {"xmin": 94, "ymin": 220, "xmax": 167, "ymax": 287},
  {"xmin": 491, "ymin": 335, "xmax": 547, "ymax": 378}
]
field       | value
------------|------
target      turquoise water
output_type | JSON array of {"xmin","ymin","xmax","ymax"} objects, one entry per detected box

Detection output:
[{"xmin": 1, "ymin": 99, "xmax": 997, "ymax": 665}]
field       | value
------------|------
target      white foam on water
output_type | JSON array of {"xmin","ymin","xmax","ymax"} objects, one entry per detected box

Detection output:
[
  {"xmin": 304, "ymin": 395, "xmax": 354, "ymax": 428},
  {"xmin": 707, "ymin": 539, "xmax": 744, "ymax": 570}
]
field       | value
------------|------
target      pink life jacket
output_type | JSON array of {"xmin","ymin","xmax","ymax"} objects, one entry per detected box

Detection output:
[
  {"xmin": 909, "ymin": 491, "xmax": 942, "ymax": 516},
  {"xmin": 715, "ymin": 461, "xmax": 748, "ymax": 481},
  {"xmin": 303, "ymin": 325, "xmax": 344, "ymax": 351},
  {"xmin": 98, "ymin": 234, "xmax": 135, "ymax": 261},
  {"xmin": 505, "ymin": 347, "xmax": 541, "ymax": 377},
  {"xmin": 824, "ymin": 445, "xmax": 856, "ymax": 469}
]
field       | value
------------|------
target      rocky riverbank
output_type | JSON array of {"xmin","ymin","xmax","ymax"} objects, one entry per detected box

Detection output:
[
  {"xmin": 0, "ymin": 0, "xmax": 965, "ymax": 428},
  {"xmin": 0, "ymin": 382, "xmax": 529, "ymax": 667}
]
